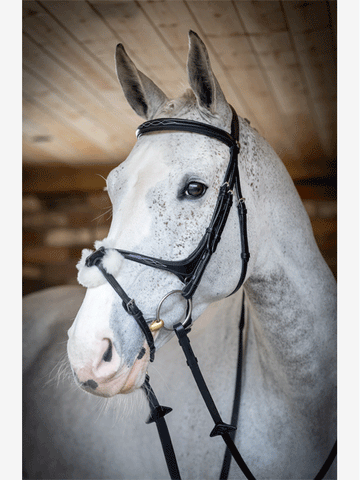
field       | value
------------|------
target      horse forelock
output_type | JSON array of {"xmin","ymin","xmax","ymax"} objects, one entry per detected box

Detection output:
[{"xmin": 155, "ymin": 89, "xmax": 232, "ymax": 131}]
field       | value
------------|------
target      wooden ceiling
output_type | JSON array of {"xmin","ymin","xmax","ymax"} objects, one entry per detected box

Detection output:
[{"xmin": 22, "ymin": 0, "xmax": 336, "ymax": 182}]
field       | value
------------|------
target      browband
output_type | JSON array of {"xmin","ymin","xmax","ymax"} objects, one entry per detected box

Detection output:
[{"xmin": 136, "ymin": 117, "xmax": 239, "ymax": 150}]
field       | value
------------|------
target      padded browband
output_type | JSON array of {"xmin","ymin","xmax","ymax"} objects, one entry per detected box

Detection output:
[{"xmin": 136, "ymin": 117, "xmax": 239, "ymax": 150}]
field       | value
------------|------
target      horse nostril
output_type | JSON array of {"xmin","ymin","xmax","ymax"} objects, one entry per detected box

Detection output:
[
  {"xmin": 102, "ymin": 340, "xmax": 113, "ymax": 363},
  {"xmin": 82, "ymin": 379, "xmax": 98, "ymax": 390}
]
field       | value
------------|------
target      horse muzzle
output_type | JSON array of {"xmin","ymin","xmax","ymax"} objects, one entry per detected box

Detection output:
[
  {"xmin": 67, "ymin": 288, "xmax": 191, "ymax": 397},
  {"xmin": 68, "ymin": 335, "xmax": 151, "ymax": 397}
]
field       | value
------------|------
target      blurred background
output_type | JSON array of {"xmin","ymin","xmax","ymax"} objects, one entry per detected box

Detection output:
[{"xmin": 22, "ymin": 0, "xmax": 337, "ymax": 296}]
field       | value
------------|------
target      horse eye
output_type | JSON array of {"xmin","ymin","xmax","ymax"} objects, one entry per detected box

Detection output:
[{"xmin": 185, "ymin": 182, "xmax": 207, "ymax": 198}]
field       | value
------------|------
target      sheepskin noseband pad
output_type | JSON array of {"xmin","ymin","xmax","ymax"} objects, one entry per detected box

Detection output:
[{"xmin": 76, "ymin": 247, "xmax": 123, "ymax": 288}]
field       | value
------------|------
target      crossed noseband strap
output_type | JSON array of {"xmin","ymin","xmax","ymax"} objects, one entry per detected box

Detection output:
[
  {"xmin": 85, "ymin": 248, "xmax": 156, "ymax": 362},
  {"xmin": 85, "ymin": 106, "xmax": 250, "ymax": 361}
]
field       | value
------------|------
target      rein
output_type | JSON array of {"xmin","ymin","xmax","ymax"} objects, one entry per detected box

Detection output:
[{"xmin": 84, "ymin": 108, "xmax": 336, "ymax": 479}]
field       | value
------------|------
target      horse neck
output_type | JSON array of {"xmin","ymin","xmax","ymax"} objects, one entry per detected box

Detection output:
[{"xmin": 239, "ymin": 120, "xmax": 336, "ymax": 408}]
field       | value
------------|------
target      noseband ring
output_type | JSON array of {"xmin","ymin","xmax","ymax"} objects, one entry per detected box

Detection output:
[{"xmin": 154, "ymin": 290, "xmax": 193, "ymax": 331}]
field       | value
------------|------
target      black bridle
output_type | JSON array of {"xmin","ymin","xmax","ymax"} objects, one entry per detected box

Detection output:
[
  {"xmin": 85, "ymin": 106, "xmax": 249, "ymax": 362},
  {"xmin": 84, "ymin": 108, "xmax": 336, "ymax": 480}
]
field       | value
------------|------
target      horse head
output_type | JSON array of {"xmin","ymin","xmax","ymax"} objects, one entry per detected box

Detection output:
[{"xmin": 67, "ymin": 31, "xmax": 255, "ymax": 397}]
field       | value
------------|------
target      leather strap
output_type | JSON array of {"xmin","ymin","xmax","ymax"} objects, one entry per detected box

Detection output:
[
  {"xmin": 142, "ymin": 375, "xmax": 181, "ymax": 480},
  {"xmin": 227, "ymin": 171, "xmax": 250, "ymax": 297},
  {"xmin": 219, "ymin": 292, "xmax": 246, "ymax": 479},
  {"xmin": 137, "ymin": 117, "xmax": 238, "ymax": 149},
  {"xmin": 173, "ymin": 314, "xmax": 256, "ymax": 480},
  {"xmin": 314, "ymin": 441, "xmax": 337, "ymax": 480},
  {"xmin": 85, "ymin": 247, "xmax": 156, "ymax": 362}
]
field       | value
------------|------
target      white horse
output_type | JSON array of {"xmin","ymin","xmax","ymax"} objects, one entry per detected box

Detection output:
[{"xmin": 23, "ymin": 31, "xmax": 336, "ymax": 480}]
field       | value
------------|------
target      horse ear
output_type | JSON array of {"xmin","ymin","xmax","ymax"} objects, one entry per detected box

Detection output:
[
  {"xmin": 187, "ymin": 31, "xmax": 229, "ymax": 117},
  {"xmin": 115, "ymin": 44, "xmax": 168, "ymax": 119}
]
